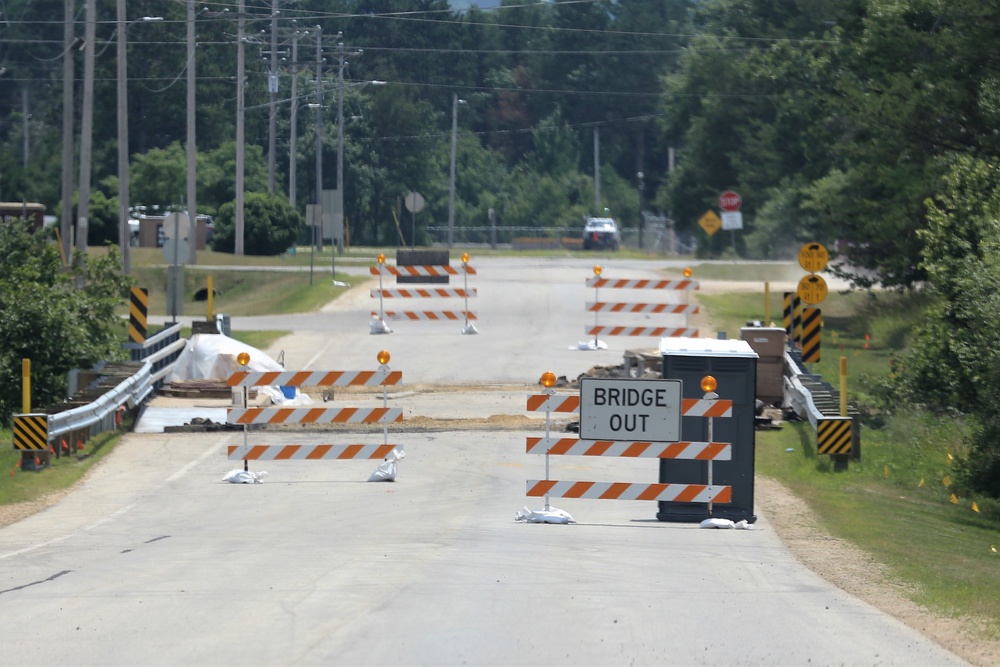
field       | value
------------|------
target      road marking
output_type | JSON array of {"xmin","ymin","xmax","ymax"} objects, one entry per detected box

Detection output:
[{"xmin": 1, "ymin": 436, "xmax": 230, "ymax": 561}]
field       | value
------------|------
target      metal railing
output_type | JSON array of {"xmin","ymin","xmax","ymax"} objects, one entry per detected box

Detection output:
[
  {"xmin": 125, "ymin": 322, "xmax": 186, "ymax": 388},
  {"xmin": 783, "ymin": 345, "xmax": 861, "ymax": 460},
  {"xmin": 32, "ymin": 323, "xmax": 186, "ymax": 447},
  {"xmin": 47, "ymin": 361, "xmax": 153, "ymax": 443}
]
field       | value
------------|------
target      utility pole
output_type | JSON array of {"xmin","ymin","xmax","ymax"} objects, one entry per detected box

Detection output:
[
  {"xmin": 335, "ymin": 40, "xmax": 344, "ymax": 254},
  {"xmin": 77, "ymin": 0, "xmax": 97, "ymax": 258},
  {"xmin": 288, "ymin": 25, "xmax": 300, "ymax": 208},
  {"xmin": 186, "ymin": 0, "xmax": 197, "ymax": 263},
  {"xmin": 314, "ymin": 25, "xmax": 323, "ymax": 252},
  {"xmin": 116, "ymin": 0, "xmax": 129, "ymax": 274},
  {"xmin": 61, "ymin": 0, "xmax": 75, "ymax": 262},
  {"xmin": 235, "ymin": 0, "xmax": 246, "ymax": 255},
  {"xmin": 267, "ymin": 0, "xmax": 279, "ymax": 193},
  {"xmin": 593, "ymin": 126, "xmax": 600, "ymax": 212},
  {"xmin": 447, "ymin": 93, "xmax": 465, "ymax": 248}
]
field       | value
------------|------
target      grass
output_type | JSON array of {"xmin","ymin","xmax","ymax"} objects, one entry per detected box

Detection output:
[
  {"xmin": 0, "ymin": 422, "xmax": 123, "ymax": 506},
  {"xmin": 698, "ymin": 280, "xmax": 1000, "ymax": 634}
]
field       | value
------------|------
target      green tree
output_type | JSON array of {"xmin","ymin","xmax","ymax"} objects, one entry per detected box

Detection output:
[
  {"xmin": 893, "ymin": 155, "xmax": 1000, "ymax": 496},
  {"xmin": 212, "ymin": 192, "xmax": 303, "ymax": 256},
  {"xmin": 0, "ymin": 222, "xmax": 132, "ymax": 424},
  {"xmin": 826, "ymin": 0, "xmax": 1000, "ymax": 288}
]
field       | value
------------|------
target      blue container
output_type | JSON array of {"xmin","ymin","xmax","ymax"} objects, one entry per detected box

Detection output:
[{"xmin": 280, "ymin": 385, "xmax": 296, "ymax": 400}]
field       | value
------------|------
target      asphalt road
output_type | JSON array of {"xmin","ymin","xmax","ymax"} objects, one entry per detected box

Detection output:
[{"xmin": 0, "ymin": 257, "xmax": 964, "ymax": 666}]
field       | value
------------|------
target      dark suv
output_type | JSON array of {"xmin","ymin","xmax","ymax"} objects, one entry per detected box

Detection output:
[{"xmin": 582, "ymin": 217, "xmax": 620, "ymax": 251}]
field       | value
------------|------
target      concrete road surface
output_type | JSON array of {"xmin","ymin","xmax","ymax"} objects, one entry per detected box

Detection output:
[{"xmin": 1, "ymin": 257, "xmax": 964, "ymax": 666}]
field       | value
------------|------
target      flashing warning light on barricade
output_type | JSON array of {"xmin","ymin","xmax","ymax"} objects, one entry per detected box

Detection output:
[
  {"xmin": 377, "ymin": 350, "xmax": 391, "ymax": 365},
  {"xmin": 540, "ymin": 371, "xmax": 557, "ymax": 389},
  {"xmin": 377, "ymin": 253, "xmax": 386, "ymax": 264},
  {"xmin": 593, "ymin": 265, "xmax": 603, "ymax": 276},
  {"xmin": 684, "ymin": 267, "xmax": 693, "ymax": 278},
  {"xmin": 700, "ymin": 375, "xmax": 717, "ymax": 393},
  {"xmin": 462, "ymin": 252, "xmax": 470, "ymax": 264},
  {"xmin": 237, "ymin": 352, "xmax": 250, "ymax": 366}
]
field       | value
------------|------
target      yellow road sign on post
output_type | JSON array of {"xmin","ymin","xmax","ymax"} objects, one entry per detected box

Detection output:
[
  {"xmin": 698, "ymin": 210, "xmax": 722, "ymax": 236},
  {"xmin": 797, "ymin": 274, "xmax": 828, "ymax": 305},
  {"xmin": 798, "ymin": 243, "xmax": 829, "ymax": 273}
]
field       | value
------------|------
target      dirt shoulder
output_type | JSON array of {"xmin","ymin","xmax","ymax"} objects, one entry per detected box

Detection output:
[{"xmin": 757, "ymin": 476, "xmax": 998, "ymax": 665}]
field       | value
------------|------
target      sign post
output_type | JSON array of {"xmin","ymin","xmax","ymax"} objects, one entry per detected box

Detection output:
[
  {"xmin": 719, "ymin": 191, "xmax": 742, "ymax": 257},
  {"xmin": 404, "ymin": 191, "xmax": 425, "ymax": 250}
]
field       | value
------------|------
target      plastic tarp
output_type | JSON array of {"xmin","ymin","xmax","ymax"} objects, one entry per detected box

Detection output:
[
  {"xmin": 165, "ymin": 333, "xmax": 313, "ymax": 406},
  {"xmin": 166, "ymin": 333, "xmax": 283, "ymax": 383}
]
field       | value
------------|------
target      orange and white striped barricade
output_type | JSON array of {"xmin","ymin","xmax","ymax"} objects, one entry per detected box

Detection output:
[
  {"xmin": 370, "ymin": 252, "xmax": 478, "ymax": 334},
  {"xmin": 679, "ymin": 391, "xmax": 733, "ymax": 516},
  {"xmin": 225, "ymin": 351, "xmax": 403, "ymax": 475},
  {"xmin": 525, "ymin": 373, "xmax": 732, "ymax": 511},
  {"xmin": 584, "ymin": 267, "xmax": 699, "ymax": 347},
  {"xmin": 523, "ymin": 375, "xmax": 731, "ymax": 517}
]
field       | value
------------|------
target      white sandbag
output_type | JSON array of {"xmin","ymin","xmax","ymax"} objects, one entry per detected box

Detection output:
[
  {"xmin": 571, "ymin": 339, "xmax": 608, "ymax": 351},
  {"xmin": 222, "ymin": 469, "xmax": 268, "ymax": 484},
  {"xmin": 369, "ymin": 316, "xmax": 392, "ymax": 335},
  {"xmin": 515, "ymin": 506, "xmax": 576, "ymax": 524},
  {"xmin": 700, "ymin": 517, "xmax": 755, "ymax": 530},
  {"xmin": 368, "ymin": 447, "xmax": 404, "ymax": 482}
]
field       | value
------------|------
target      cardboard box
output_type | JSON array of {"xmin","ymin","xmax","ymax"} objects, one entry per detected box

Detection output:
[
  {"xmin": 756, "ymin": 357, "xmax": 784, "ymax": 400},
  {"xmin": 740, "ymin": 327, "xmax": 787, "ymax": 359}
]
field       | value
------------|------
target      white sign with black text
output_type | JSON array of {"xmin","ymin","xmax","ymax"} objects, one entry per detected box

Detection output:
[{"xmin": 580, "ymin": 378, "xmax": 682, "ymax": 442}]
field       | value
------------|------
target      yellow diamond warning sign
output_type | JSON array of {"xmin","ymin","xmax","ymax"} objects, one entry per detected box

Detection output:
[{"xmin": 699, "ymin": 210, "xmax": 722, "ymax": 236}]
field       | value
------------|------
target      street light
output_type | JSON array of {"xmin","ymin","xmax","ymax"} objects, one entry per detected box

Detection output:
[
  {"xmin": 117, "ymin": 9, "xmax": 162, "ymax": 274},
  {"xmin": 447, "ymin": 93, "xmax": 466, "ymax": 248}
]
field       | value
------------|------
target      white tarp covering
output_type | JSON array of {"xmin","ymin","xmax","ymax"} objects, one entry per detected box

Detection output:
[
  {"xmin": 165, "ymin": 334, "xmax": 313, "ymax": 406},
  {"xmin": 166, "ymin": 333, "xmax": 283, "ymax": 383}
]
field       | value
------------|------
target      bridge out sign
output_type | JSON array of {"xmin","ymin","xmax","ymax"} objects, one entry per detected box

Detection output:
[{"xmin": 580, "ymin": 378, "xmax": 682, "ymax": 441}]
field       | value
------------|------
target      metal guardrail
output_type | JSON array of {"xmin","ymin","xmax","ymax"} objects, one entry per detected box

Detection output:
[
  {"xmin": 28, "ymin": 323, "xmax": 186, "ymax": 448},
  {"xmin": 125, "ymin": 322, "xmax": 185, "ymax": 389},
  {"xmin": 48, "ymin": 361, "xmax": 153, "ymax": 443},
  {"xmin": 783, "ymin": 345, "xmax": 862, "ymax": 460},
  {"xmin": 783, "ymin": 348, "xmax": 826, "ymax": 429}
]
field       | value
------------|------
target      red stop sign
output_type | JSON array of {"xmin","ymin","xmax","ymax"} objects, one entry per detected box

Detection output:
[{"xmin": 719, "ymin": 190, "xmax": 742, "ymax": 212}]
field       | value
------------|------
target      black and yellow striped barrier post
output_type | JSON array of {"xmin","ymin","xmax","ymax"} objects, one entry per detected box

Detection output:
[
  {"xmin": 817, "ymin": 417, "xmax": 852, "ymax": 456},
  {"xmin": 801, "ymin": 307, "xmax": 821, "ymax": 363},
  {"xmin": 13, "ymin": 414, "xmax": 49, "ymax": 471},
  {"xmin": 128, "ymin": 287, "xmax": 149, "ymax": 346},
  {"xmin": 783, "ymin": 292, "xmax": 800, "ymax": 346}
]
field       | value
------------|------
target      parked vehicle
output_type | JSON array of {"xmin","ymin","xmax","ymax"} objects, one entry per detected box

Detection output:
[{"xmin": 582, "ymin": 217, "xmax": 620, "ymax": 251}]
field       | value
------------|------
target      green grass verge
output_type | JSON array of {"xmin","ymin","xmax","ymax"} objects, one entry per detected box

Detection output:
[
  {"xmin": 696, "ymin": 284, "xmax": 1000, "ymax": 633},
  {"xmin": 129, "ymin": 266, "xmax": 352, "ymax": 319},
  {"xmin": 0, "ymin": 423, "xmax": 124, "ymax": 507}
]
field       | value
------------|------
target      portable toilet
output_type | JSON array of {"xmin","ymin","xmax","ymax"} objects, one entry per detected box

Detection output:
[{"xmin": 658, "ymin": 337, "xmax": 758, "ymax": 523}]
